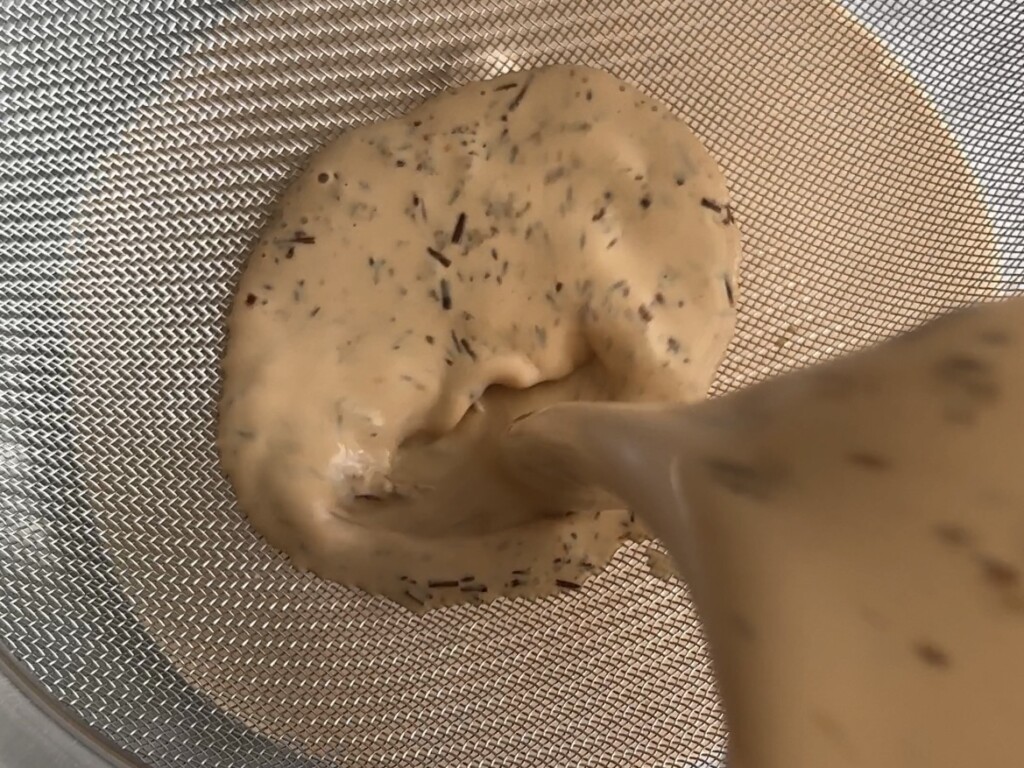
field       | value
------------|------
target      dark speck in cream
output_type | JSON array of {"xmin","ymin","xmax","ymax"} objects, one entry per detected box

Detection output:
[
  {"xmin": 979, "ymin": 329, "xmax": 1011, "ymax": 346},
  {"xmin": 451, "ymin": 212, "xmax": 467, "ymax": 244},
  {"xmin": 847, "ymin": 451, "xmax": 890, "ymax": 471},
  {"xmin": 704, "ymin": 458, "xmax": 781, "ymax": 502},
  {"xmin": 427, "ymin": 247, "xmax": 451, "ymax": 267},
  {"xmin": 732, "ymin": 614, "xmax": 756, "ymax": 642},
  {"xmin": 507, "ymin": 78, "xmax": 533, "ymax": 111},
  {"xmin": 933, "ymin": 355, "xmax": 997, "ymax": 398},
  {"xmin": 914, "ymin": 641, "xmax": 950, "ymax": 669},
  {"xmin": 544, "ymin": 166, "xmax": 567, "ymax": 184},
  {"xmin": 934, "ymin": 523, "xmax": 970, "ymax": 547},
  {"xmin": 933, "ymin": 355, "xmax": 1000, "ymax": 422},
  {"xmin": 978, "ymin": 556, "xmax": 1019, "ymax": 588}
]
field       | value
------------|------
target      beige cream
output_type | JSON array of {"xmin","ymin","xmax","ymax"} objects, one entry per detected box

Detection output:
[
  {"xmin": 508, "ymin": 296, "xmax": 1024, "ymax": 768},
  {"xmin": 218, "ymin": 65, "xmax": 740, "ymax": 609}
]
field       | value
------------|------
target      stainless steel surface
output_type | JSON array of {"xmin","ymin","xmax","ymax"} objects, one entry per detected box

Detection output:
[
  {"xmin": 0, "ymin": 651, "xmax": 137, "ymax": 768},
  {"xmin": 1, "ymin": 1, "xmax": 1022, "ymax": 767}
]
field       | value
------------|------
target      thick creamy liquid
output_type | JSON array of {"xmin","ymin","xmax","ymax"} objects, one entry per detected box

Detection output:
[
  {"xmin": 507, "ymin": 297, "xmax": 1024, "ymax": 768},
  {"xmin": 684, "ymin": 298, "xmax": 1024, "ymax": 768},
  {"xmin": 218, "ymin": 66, "xmax": 740, "ymax": 609}
]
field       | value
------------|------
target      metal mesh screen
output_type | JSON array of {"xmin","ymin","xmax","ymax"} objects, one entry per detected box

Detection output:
[{"xmin": 1, "ymin": 1, "xmax": 1022, "ymax": 766}]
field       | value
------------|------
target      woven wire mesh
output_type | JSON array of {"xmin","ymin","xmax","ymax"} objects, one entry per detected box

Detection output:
[{"xmin": 1, "ymin": 1, "xmax": 1022, "ymax": 766}]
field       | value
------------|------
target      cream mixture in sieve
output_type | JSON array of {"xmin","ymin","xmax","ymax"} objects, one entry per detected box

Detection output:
[{"xmin": 218, "ymin": 65, "xmax": 740, "ymax": 609}]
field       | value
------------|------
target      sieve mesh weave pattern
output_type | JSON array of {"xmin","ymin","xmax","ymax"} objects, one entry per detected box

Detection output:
[{"xmin": 2, "ymin": 1, "xmax": 1023, "ymax": 766}]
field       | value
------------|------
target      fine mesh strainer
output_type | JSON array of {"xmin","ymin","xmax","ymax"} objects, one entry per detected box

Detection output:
[{"xmin": 1, "ymin": 1, "xmax": 1022, "ymax": 766}]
